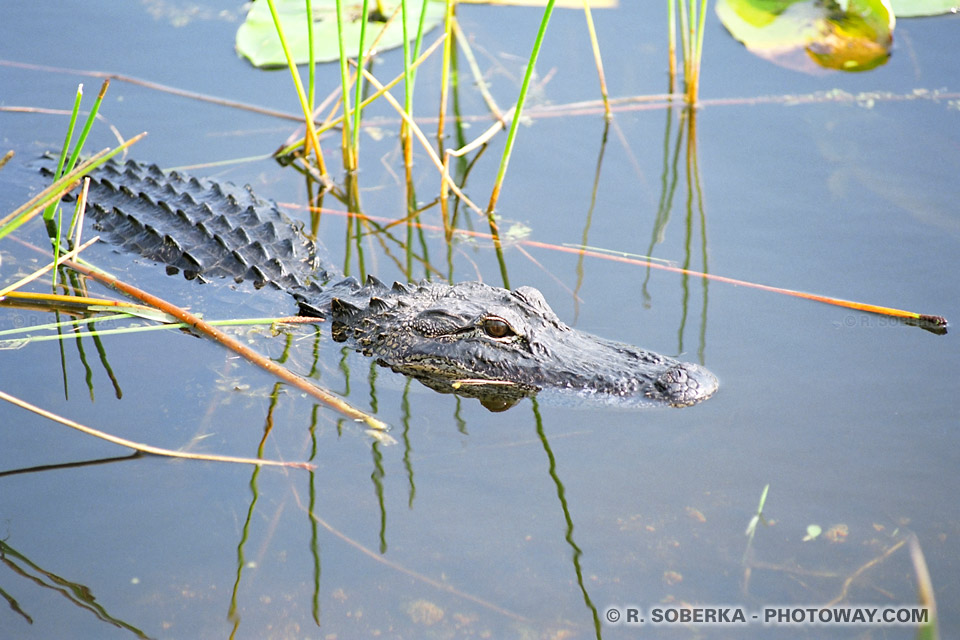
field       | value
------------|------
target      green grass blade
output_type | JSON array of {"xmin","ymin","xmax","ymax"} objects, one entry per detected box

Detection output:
[
  {"xmin": 306, "ymin": 0, "xmax": 315, "ymax": 112},
  {"xmin": 263, "ymin": 0, "xmax": 329, "ymax": 178},
  {"xmin": 65, "ymin": 80, "xmax": 109, "ymax": 177},
  {"xmin": 334, "ymin": 0, "xmax": 356, "ymax": 170},
  {"xmin": 487, "ymin": 0, "xmax": 556, "ymax": 211},
  {"xmin": 42, "ymin": 85, "xmax": 84, "ymax": 222},
  {"xmin": 0, "ymin": 135, "xmax": 145, "ymax": 242},
  {"xmin": 484, "ymin": 0, "xmax": 557, "ymax": 288},
  {"xmin": 351, "ymin": 0, "xmax": 372, "ymax": 155}
]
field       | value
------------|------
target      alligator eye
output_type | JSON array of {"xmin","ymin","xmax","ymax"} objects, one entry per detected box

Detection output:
[{"xmin": 482, "ymin": 317, "xmax": 515, "ymax": 339}]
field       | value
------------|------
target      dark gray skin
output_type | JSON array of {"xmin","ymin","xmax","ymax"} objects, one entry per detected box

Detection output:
[
  {"xmin": 46, "ymin": 157, "xmax": 718, "ymax": 411},
  {"xmin": 327, "ymin": 279, "xmax": 717, "ymax": 411}
]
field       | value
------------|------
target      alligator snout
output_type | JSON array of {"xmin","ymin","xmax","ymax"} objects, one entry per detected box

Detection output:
[{"xmin": 649, "ymin": 362, "xmax": 719, "ymax": 407}]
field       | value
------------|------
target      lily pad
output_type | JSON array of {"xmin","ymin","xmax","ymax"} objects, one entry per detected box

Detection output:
[
  {"xmin": 715, "ymin": 0, "xmax": 895, "ymax": 73},
  {"xmin": 802, "ymin": 523, "xmax": 822, "ymax": 541},
  {"xmin": 236, "ymin": 0, "xmax": 445, "ymax": 68},
  {"xmin": 889, "ymin": 0, "xmax": 960, "ymax": 16}
]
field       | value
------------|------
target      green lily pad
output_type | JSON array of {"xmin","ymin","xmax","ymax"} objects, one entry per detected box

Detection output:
[
  {"xmin": 236, "ymin": 0, "xmax": 444, "ymax": 68},
  {"xmin": 802, "ymin": 524, "xmax": 822, "ymax": 541},
  {"xmin": 715, "ymin": 0, "xmax": 895, "ymax": 73},
  {"xmin": 889, "ymin": 0, "xmax": 960, "ymax": 16}
]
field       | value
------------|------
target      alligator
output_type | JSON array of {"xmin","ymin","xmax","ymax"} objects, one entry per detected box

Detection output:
[{"xmin": 44, "ymin": 157, "xmax": 718, "ymax": 411}]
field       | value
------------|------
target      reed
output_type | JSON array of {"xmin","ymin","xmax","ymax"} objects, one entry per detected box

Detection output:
[
  {"xmin": 670, "ymin": 0, "xmax": 709, "ymax": 104},
  {"xmin": 263, "ymin": 0, "xmax": 329, "ymax": 179}
]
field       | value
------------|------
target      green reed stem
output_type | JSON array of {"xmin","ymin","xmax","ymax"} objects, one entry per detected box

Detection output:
[
  {"xmin": 306, "ymin": 0, "xmax": 316, "ymax": 112},
  {"xmin": 401, "ymin": 0, "xmax": 412, "ymax": 112},
  {"xmin": 678, "ymin": 0, "xmax": 690, "ymax": 87},
  {"xmin": 65, "ymin": 80, "xmax": 110, "ymax": 177},
  {"xmin": 485, "ymin": 0, "xmax": 556, "ymax": 217},
  {"xmin": 437, "ymin": 0, "xmax": 455, "ymax": 148},
  {"xmin": 264, "ymin": 0, "xmax": 329, "ymax": 178},
  {"xmin": 410, "ymin": 0, "xmax": 430, "ymax": 86},
  {"xmin": 672, "ymin": 0, "xmax": 708, "ymax": 104},
  {"xmin": 0, "ymin": 134, "xmax": 145, "ymax": 242},
  {"xmin": 581, "ymin": 0, "xmax": 610, "ymax": 118},
  {"xmin": 351, "ymin": 0, "xmax": 371, "ymax": 156},
  {"xmin": 334, "ymin": 0, "xmax": 356, "ymax": 170},
  {"xmin": 667, "ymin": 0, "xmax": 677, "ymax": 93},
  {"xmin": 43, "ymin": 85, "xmax": 83, "ymax": 221},
  {"xmin": 482, "ymin": 0, "xmax": 556, "ymax": 287},
  {"xmin": 275, "ymin": 34, "xmax": 446, "ymax": 159},
  {"xmin": 690, "ymin": 0, "xmax": 708, "ymax": 103}
]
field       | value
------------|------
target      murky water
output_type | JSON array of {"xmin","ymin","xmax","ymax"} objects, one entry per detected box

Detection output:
[{"xmin": 1, "ymin": 2, "xmax": 958, "ymax": 638}]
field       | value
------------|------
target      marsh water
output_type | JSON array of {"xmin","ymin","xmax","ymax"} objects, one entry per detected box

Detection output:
[{"xmin": 1, "ymin": 2, "xmax": 958, "ymax": 639}]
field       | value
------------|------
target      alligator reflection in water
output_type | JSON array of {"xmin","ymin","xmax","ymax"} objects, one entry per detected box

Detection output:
[{"xmin": 49, "ymin": 158, "xmax": 718, "ymax": 411}]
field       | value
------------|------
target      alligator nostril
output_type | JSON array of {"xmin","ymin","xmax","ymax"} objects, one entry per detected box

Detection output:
[{"xmin": 653, "ymin": 362, "xmax": 719, "ymax": 407}]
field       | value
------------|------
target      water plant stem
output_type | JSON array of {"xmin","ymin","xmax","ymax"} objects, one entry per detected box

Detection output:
[
  {"xmin": 667, "ymin": 0, "xmax": 677, "ymax": 93},
  {"xmin": 0, "ymin": 389, "xmax": 312, "ymax": 469},
  {"xmin": 56, "ymin": 256, "xmax": 390, "ymax": 432},
  {"xmin": 306, "ymin": 0, "xmax": 315, "ymax": 112},
  {"xmin": 277, "ymin": 33, "xmax": 447, "ymax": 158},
  {"xmin": 297, "ymin": 204, "xmax": 947, "ymax": 330},
  {"xmin": 485, "ymin": 0, "xmax": 556, "ymax": 211},
  {"xmin": 485, "ymin": 0, "xmax": 557, "ymax": 287},
  {"xmin": 0, "ymin": 236, "xmax": 99, "ymax": 298},
  {"xmin": 0, "ymin": 134, "xmax": 145, "ymax": 240},
  {"xmin": 43, "ymin": 84, "xmax": 84, "ymax": 221},
  {"xmin": 334, "ymin": 0, "xmax": 356, "ymax": 170},
  {"xmin": 674, "ymin": 0, "xmax": 707, "ymax": 103},
  {"xmin": 351, "ymin": 0, "xmax": 372, "ymax": 156},
  {"xmin": 436, "ymin": 0, "xmax": 456, "ymax": 145},
  {"xmin": 263, "ymin": 0, "xmax": 330, "ymax": 182},
  {"xmin": 359, "ymin": 67, "xmax": 484, "ymax": 216},
  {"xmin": 581, "ymin": 0, "xmax": 610, "ymax": 118}
]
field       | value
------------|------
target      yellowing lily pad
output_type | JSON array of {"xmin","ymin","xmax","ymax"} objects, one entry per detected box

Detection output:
[
  {"xmin": 236, "ymin": 0, "xmax": 444, "ymax": 68},
  {"xmin": 715, "ymin": 0, "xmax": 895, "ymax": 73}
]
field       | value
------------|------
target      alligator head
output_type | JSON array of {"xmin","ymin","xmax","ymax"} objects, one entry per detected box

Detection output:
[{"xmin": 327, "ymin": 279, "xmax": 718, "ymax": 411}]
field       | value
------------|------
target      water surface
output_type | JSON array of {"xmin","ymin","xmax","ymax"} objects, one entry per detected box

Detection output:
[{"xmin": 1, "ymin": 2, "xmax": 958, "ymax": 638}]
